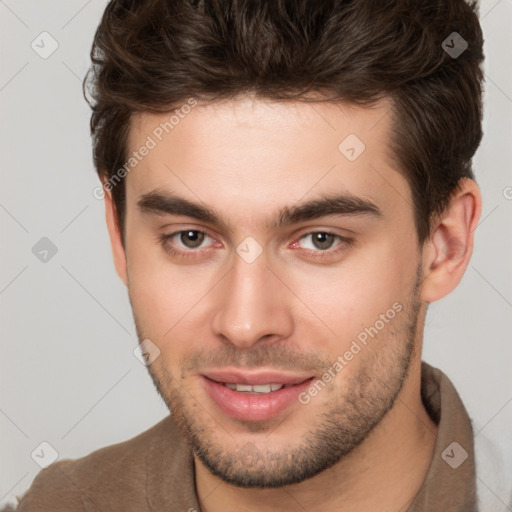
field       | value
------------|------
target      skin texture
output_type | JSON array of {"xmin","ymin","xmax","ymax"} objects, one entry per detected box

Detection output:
[{"xmin": 103, "ymin": 95, "xmax": 481, "ymax": 512}]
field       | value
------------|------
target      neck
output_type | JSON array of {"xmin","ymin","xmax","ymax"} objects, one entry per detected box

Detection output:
[{"xmin": 195, "ymin": 357, "xmax": 438, "ymax": 512}]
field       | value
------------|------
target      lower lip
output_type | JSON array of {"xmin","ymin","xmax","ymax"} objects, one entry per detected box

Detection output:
[{"xmin": 201, "ymin": 376, "xmax": 314, "ymax": 422}]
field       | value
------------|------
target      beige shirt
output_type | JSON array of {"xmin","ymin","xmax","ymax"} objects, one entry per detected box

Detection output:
[{"xmin": 12, "ymin": 362, "xmax": 478, "ymax": 511}]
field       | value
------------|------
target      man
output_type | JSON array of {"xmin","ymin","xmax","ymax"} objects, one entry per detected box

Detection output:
[{"xmin": 10, "ymin": 0, "xmax": 495, "ymax": 510}]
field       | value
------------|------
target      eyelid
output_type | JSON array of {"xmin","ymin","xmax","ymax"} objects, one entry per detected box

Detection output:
[
  {"xmin": 291, "ymin": 230, "xmax": 352, "ymax": 249},
  {"xmin": 161, "ymin": 226, "xmax": 350, "ymax": 244},
  {"xmin": 163, "ymin": 228, "xmax": 218, "ymax": 250},
  {"xmin": 159, "ymin": 227, "xmax": 354, "ymax": 260}
]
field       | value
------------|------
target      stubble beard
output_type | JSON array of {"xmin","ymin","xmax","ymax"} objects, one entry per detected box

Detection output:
[{"xmin": 133, "ymin": 268, "xmax": 422, "ymax": 488}]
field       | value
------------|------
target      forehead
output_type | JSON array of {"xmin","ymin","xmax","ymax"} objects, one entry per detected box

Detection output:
[
  {"xmin": 124, "ymin": 96, "xmax": 411, "ymax": 226},
  {"xmin": 129, "ymin": 95, "xmax": 395, "ymax": 158}
]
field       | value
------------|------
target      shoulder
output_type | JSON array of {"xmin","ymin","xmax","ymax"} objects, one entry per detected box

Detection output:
[{"xmin": 12, "ymin": 415, "xmax": 176, "ymax": 512}]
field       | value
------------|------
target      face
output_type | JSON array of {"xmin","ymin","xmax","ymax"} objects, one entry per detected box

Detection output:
[{"xmin": 118, "ymin": 96, "xmax": 425, "ymax": 487}]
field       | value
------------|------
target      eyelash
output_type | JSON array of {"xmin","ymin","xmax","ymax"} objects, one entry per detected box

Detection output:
[{"xmin": 158, "ymin": 229, "xmax": 354, "ymax": 262}]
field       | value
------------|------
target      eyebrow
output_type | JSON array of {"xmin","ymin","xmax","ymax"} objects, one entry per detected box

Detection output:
[{"xmin": 137, "ymin": 190, "xmax": 382, "ymax": 232}]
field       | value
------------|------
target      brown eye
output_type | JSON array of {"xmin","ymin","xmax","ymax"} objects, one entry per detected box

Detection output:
[
  {"xmin": 293, "ymin": 231, "xmax": 354, "ymax": 262},
  {"xmin": 179, "ymin": 230, "xmax": 206, "ymax": 249},
  {"xmin": 158, "ymin": 229, "xmax": 217, "ymax": 259}
]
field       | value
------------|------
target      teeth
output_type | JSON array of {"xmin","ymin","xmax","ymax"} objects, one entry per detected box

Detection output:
[{"xmin": 224, "ymin": 383, "xmax": 284, "ymax": 393}]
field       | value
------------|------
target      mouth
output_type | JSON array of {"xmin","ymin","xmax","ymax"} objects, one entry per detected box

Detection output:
[
  {"xmin": 200, "ymin": 369, "xmax": 315, "ymax": 422},
  {"xmin": 222, "ymin": 382, "xmax": 289, "ymax": 393}
]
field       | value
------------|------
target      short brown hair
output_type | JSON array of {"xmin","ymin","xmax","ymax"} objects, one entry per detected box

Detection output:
[{"xmin": 84, "ymin": 0, "xmax": 484, "ymax": 246}]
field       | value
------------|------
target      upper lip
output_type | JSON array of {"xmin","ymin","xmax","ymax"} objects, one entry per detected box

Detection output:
[{"xmin": 202, "ymin": 368, "xmax": 314, "ymax": 386}]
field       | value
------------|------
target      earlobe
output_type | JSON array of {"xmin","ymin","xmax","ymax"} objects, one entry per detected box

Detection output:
[
  {"xmin": 103, "ymin": 182, "xmax": 128, "ymax": 287},
  {"xmin": 420, "ymin": 178, "xmax": 482, "ymax": 303}
]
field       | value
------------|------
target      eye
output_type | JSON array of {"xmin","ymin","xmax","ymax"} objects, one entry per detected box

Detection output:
[
  {"xmin": 292, "ymin": 231, "xmax": 354, "ymax": 261},
  {"xmin": 299, "ymin": 232, "xmax": 339, "ymax": 251},
  {"xmin": 175, "ymin": 230, "xmax": 210, "ymax": 249},
  {"xmin": 158, "ymin": 228, "xmax": 353, "ymax": 262},
  {"xmin": 159, "ymin": 229, "xmax": 215, "ymax": 256}
]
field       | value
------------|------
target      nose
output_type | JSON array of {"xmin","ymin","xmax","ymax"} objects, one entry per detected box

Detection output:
[{"xmin": 210, "ymin": 248, "xmax": 294, "ymax": 350}]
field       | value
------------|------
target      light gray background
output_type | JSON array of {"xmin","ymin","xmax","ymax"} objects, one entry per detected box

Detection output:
[{"xmin": 1, "ymin": 0, "xmax": 511, "ymax": 506}]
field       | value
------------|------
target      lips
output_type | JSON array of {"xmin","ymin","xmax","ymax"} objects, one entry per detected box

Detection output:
[
  {"xmin": 202, "ymin": 369, "xmax": 313, "ymax": 386},
  {"xmin": 201, "ymin": 368, "xmax": 315, "ymax": 422}
]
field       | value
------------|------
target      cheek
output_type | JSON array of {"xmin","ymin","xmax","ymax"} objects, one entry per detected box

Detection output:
[
  {"xmin": 127, "ymin": 243, "xmax": 218, "ymax": 340},
  {"xmin": 286, "ymin": 239, "xmax": 416, "ymax": 344}
]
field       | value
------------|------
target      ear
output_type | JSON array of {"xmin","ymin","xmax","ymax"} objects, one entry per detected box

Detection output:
[
  {"xmin": 103, "ymin": 179, "xmax": 128, "ymax": 287},
  {"xmin": 420, "ymin": 178, "xmax": 482, "ymax": 303}
]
